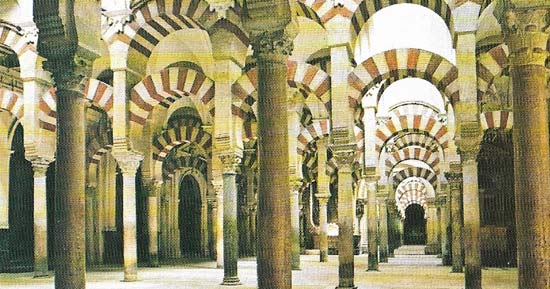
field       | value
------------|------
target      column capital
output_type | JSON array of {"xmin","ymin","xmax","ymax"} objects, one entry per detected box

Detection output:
[
  {"xmin": 218, "ymin": 153, "xmax": 242, "ymax": 174},
  {"xmin": 444, "ymin": 171, "xmax": 463, "ymax": 189},
  {"xmin": 113, "ymin": 151, "xmax": 143, "ymax": 176},
  {"xmin": 251, "ymin": 30, "xmax": 294, "ymax": 61},
  {"xmin": 456, "ymin": 121, "xmax": 481, "ymax": 162},
  {"xmin": 102, "ymin": 8, "xmax": 133, "ymax": 35},
  {"xmin": 30, "ymin": 157, "xmax": 51, "ymax": 177},
  {"xmin": 330, "ymin": 144, "xmax": 356, "ymax": 173},
  {"xmin": 497, "ymin": 4, "xmax": 550, "ymax": 66}
]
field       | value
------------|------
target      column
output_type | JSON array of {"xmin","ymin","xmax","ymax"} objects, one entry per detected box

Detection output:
[
  {"xmin": 253, "ymin": 30, "xmax": 293, "ymax": 289},
  {"xmin": 386, "ymin": 200, "xmax": 398, "ymax": 258},
  {"xmin": 241, "ymin": 162, "xmax": 254, "ymax": 256},
  {"xmin": 439, "ymin": 194, "xmax": 451, "ymax": 265},
  {"xmin": 249, "ymin": 205, "xmax": 257, "ymax": 257},
  {"xmin": 32, "ymin": 159, "xmax": 50, "ymax": 277},
  {"xmin": 446, "ymin": 171, "xmax": 464, "ymax": 273},
  {"xmin": 113, "ymin": 152, "xmax": 143, "ymax": 282},
  {"xmin": 290, "ymin": 180, "xmax": 301, "ymax": 270},
  {"xmin": 220, "ymin": 153, "xmax": 241, "ymax": 285},
  {"xmin": 316, "ymin": 195, "xmax": 330, "ymax": 262},
  {"xmin": 85, "ymin": 185, "xmax": 97, "ymax": 266},
  {"xmin": 147, "ymin": 180, "xmax": 161, "ymax": 267},
  {"xmin": 207, "ymin": 195, "xmax": 217, "ymax": 260},
  {"xmin": 357, "ymin": 199, "xmax": 367, "ymax": 254},
  {"xmin": 499, "ymin": 6, "xmax": 550, "ymax": 288},
  {"xmin": 333, "ymin": 148, "xmax": 357, "ymax": 289},
  {"xmin": 377, "ymin": 197, "xmax": 389, "ymax": 263},
  {"xmin": 461, "ymin": 149, "xmax": 481, "ymax": 289},
  {"xmin": 425, "ymin": 199, "xmax": 439, "ymax": 255},
  {"xmin": 366, "ymin": 179, "xmax": 379, "ymax": 271},
  {"xmin": 214, "ymin": 183, "xmax": 224, "ymax": 268}
]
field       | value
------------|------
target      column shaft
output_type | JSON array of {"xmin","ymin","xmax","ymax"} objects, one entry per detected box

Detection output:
[
  {"xmin": 367, "ymin": 182, "xmax": 378, "ymax": 271},
  {"xmin": 462, "ymin": 160, "xmax": 481, "ymax": 289},
  {"xmin": 33, "ymin": 164, "xmax": 49, "ymax": 277},
  {"xmin": 426, "ymin": 204, "xmax": 440, "ymax": 255},
  {"xmin": 440, "ymin": 196, "xmax": 451, "ymax": 265},
  {"xmin": 147, "ymin": 195, "xmax": 159, "ymax": 267},
  {"xmin": 449, "ymin": 174, "xmax": 464, "ymax": 273},
  {"xmin": 221, "ymin": 165, "xmax": 240, "ymax": 285},
  {"xmin": 290, "ymin": 188, "xmax": 301, "ymax": 270},
  {"xmin": 378, "ymin": 199, "xmax": 388, "ymax": 263},
  {"xmin": 512, "ymin": 64, "xmax": 550, "ymax": 288},
  {"xmin": 318, "ymin": 198, "xmax": 329, "ymax": 262},
  {"xmin": 336, "ymin": 164, "xmax": 356, "ymax": 289},
  {"xmin": 55, "ymin": 92, "xmax": 86, "ymax": 289}
]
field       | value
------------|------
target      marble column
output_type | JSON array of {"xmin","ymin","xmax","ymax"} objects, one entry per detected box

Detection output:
[
  {"xmin": 377, "ymin": 197, "xmax": 389, "ymax": 263},
  {"xmin": 240, "ymin": 167, "xmax": 254, "ymax": 257},
  {"xmin": 207, "ymin": 196, "xmax": 217, "ymax": 260},
  {"xmin": 249, "ymin": 205, "xmax": 257, "ymax": 257},
  {"xmin": 253, "ymin": 30, "xmax": 293, "ymax": 289},
  {"xmin": 32, "ymin": 159, "xmax": 50, "ymax": 277},
  {"xmin": 446, "ymin": 171, "xmax": 464, "ymax": 273},
  {"xmin": 357, "ymin": 199, "xmax": 367, "ymax": 254},
  {"xmin": 333, "ymin": 148, "xmax": 357, "ymax": 289},
  {"xmin": 290, "ymin": 181, "xmax": 301, "ymax": 270},
  {"xmin": 425, "ymin": 200, "xmax": 440, "ymax": 255},
  {"xmin": 366, "ymin": 179, "xmax": 379, "ymax": 271},
  {"xmin": 214, "ymin": 184, "xmax": 224, "ymax": 268},
  {"xmin": 55, "ymin": 90, "xmax": 87, "ymax": 289},
  {"xmin": 85, "ymin": 185, "xmax": 97, "ymax": 266},
  {"xmin": 147, "ymin": 180, "xmax": 161, "ymax": 267},
  {"xmin": 460, "ymin": 149, "xmax": 481, "ymax": 289},
  {"xmin": 439, "ymin": 194, "xmax": 451, "ymax": 265},
  {"xmin": 113, "ymin": 152, "xmax": 143, "ymax": 282},
  {"xmin": 220, "ymin": 153, "xmax": 241, "ymax": 285},
  {"xmin": 497, "ymin": 6, "xmax": 550, "ymax": 289},
  {"xmin": 316, "ymin": 195, "xmax": 330, "ymax": 262}
]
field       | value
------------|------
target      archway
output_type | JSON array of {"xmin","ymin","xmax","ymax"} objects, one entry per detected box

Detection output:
[
  {"xmin": 403, "ymin": 204, "xmax": 426, "ymax": 245},
  {"xmin": 178, "ymin": 175, "xmax": 202, "ymax": 258},
  {"xmin": 5, "ymin": 124, "xmax": 33, "ymax": 272}
]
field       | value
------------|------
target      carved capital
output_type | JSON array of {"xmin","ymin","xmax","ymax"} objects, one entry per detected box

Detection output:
[
  {"xmin": 444, "ymin": 172, "xmax": 463, "ymax": 190},
  {"xmin": 31, "ymin": 158, "xmax": 51, "ymax": 177},
  {"xmin": 103, "ymin": 9, "xmax": 133, "ymax": 34},
  {"xmin": 251, "ymin": 30, "xmax": 294, "ymax": 60},
  {"xmin": 456, "ymin": 121, "xmax": 481, "ymax": 162},
  {"xmin": 113, "ymin": 151, "xmax": 143, "ymax": 176},
  {"xmin": 500, "ymin": 8, "xmax": 550, "ymax": 66},
  {"xmin": 219, "ymin": 153, "xmax": 241, "ymax": 174},
  {"xmin": 331, "ymin": 148, "xmax": 355, "ymax": 173}
]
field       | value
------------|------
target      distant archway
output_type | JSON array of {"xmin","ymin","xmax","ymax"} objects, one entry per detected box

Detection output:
[
  {"xmin": 403, "ymin": 204, "xmax": 426, "ymax": 245},
  {"xmin": 178, "ymin": 175, "xmax": 202, "ymax": 258}
]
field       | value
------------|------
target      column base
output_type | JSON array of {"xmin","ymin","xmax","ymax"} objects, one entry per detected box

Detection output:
[
  {"xmin": 366, "ymin": 268, "xmax": 380, "ymax": 272},
  {"xmin": 122, "ymin": 274, "xmax": 138, "ymax": 282},
  {"xmin": 336, "ymin": 286, "xmax": 357, "ymax": 289},
  {"xmin": 221, "ymin": 276, "xmax": 241, "ymax": 286}
]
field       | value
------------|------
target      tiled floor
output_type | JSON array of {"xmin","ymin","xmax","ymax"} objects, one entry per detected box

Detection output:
[{"xmin": 0, "ymin": 255, "xmax": 518, "ymax": 289}]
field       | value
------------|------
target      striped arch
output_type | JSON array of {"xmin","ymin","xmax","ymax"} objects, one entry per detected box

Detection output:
[
  {"xmin": 297, "ymin": 0, "xmax": 357, "ymax": 24},
  {"xmin": 84, "ymin": 79, "xmax": 114, "ymax": 118},
  {"xmin": 162, "ymin": 155, "xmax": 208, "ymax": 180},
  {"xmin": 350, "ymin": 0, "xmax": 454, "ymax": 43},
  {"xmin": 480, "ymin": 110, "xmax": 513, "ymax": 131},
  {"xmin": 130, "ymin": 67, "xmax": 215, "ymax": 127},
  {"xmin": 395, "ymin": 180, "xmax": 428, "ymax": 218},
  {"xmin": 297, "ymin": 119, "xmax": 330, "ymax": 155},
  {"xmin": 348, "ymin": 48, "xmax": 459, "ymax": 107},
  {"xmin": 0, "ymin": 88, "xmax": 23, "ymax": 121},
  {"xmin": 385, "ymin": 146, "xmax": 441, "ymax": 177},
  {"xmin": 39, "ymin": 79, "xmax": 117, "ymax": 132},
  {"xmin": 375, "ymin": 113, "xmax": 449, "ymax": 152},
  {"xmin": 0, "ymin": 21, "xmax": 37, "ymax": 56},
  {"xmin": 232, "ymin": 61, "xmax": 331, "ymax": 121},
  {"xmin": 294, "ymin": 1, "xmax": 323, "ymax": 26},
  {"xmin": 477, "ymin": 44, "xmax": 509, "ymax": 100},
  {"xmin": 391, "ymin": 132, "xmax": 441, "ymax": 153},
  {"xmin": 151, "ymin": 123, "xmax": 212, "ymax": 178},
  {"xmin": 124, "ymin": 0, "xmax": 217, "ymax": 58},
  {"xmin": 392, "ymin": 167, "xmax": 438, "ymax": 189}
]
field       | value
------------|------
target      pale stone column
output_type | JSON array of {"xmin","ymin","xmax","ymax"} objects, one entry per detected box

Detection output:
[
  {"xmin": 32, "ymin": 159, "xmax": 50, "ymax": 277},
  {"xmin": 377, "ymin": 197, "xmax": 389, "ymax": 263},
  {"xmin": 425, "ymin": 199, "xmax": 439, "ymax": 255},
  {"xmin": 113, "ymin": 152, "xmax": 143, "ymax": 282},
  {"xmin": 332, "ymin": 148, "xmax": 357, "ymax": 289},
  {"xmin": 357, "ymin": 199, "xmax": 367, "ymax": 254},
  {"xmin": 214, "ymin": 182, "xmax": 224, "ymax": 268},
  {"xmin": 220, "ymin": 153, "xmax": 241, "ymax": 285},
  {"xmin": 147, "ymin": 180, "xmax": 161, "ymax": 267},
  {"xmin": 446, "ymin": 170, "xmax": 464, "ymax": 273},
  {"xmin": 290, "ymin": 180, "xmax": 301, "ymax": 270},
  {"xmin": 366, "ymin": 178, "xmax": 379, "ymax": 271},
  {"xmin": 496, "ymin": 5, "xmax": 550, "ymax": 288},
  {"xmin": 386, "ymin": 200, "xmax": 398, "ymax": 257},
  {"xmin": 316, "ymin": 195, "xmax": 330, "ymax": 262}
]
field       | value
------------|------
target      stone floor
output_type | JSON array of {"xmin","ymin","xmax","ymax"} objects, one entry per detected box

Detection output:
[{"xmin": 0, "ymin": 255, "xmax": 518, "ymax": 289}]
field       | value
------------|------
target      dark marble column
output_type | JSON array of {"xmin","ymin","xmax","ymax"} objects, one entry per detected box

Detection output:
[
  {"xmin": 446, "ymin": 170, "xmax": 464, "ymax": 273},
  {"xmin": 377, "ymin": 197, "xmax": 389, "ymax": 263},
  {"xmin": 220, "ymin": 153, "xmax": 241, "ymax": 285},
  {"xmin": 499, "ymin": 6, "xmax": 550, "ymax": 288},
  {"xmin": 253, "ymin": 29, "xmax": 294, "ymax": 289}
]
